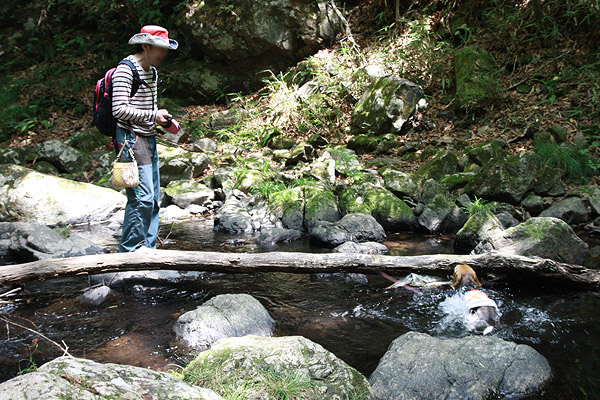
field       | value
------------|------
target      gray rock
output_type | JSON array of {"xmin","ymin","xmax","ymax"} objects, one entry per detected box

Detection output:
[
  {"xmin": 333, "ymin": 241, "xmax": 388, "ymax": 255},
  {"xmin": 160, "ymin": 204, "xmax": 191, "ymax": 221},
  {"xmin": 539, "ymin": 196, "xmax": 588, "ymax": 225},
  {"xmin": 213, "ymin": 198, "xmax": 254, "ymax": 233},
  {"xmin": 534, "ymin": 166, "xmax": 564, "ymax": 196},
  {"xmin": 315, "ymin": 240, "xmax": 389, "ymax": 284},
  {"xmin": 164, "ymin": 180, "xmax": 215, "ymax": 209},
  {"xmin": 495, "ymin": 211, "xmax": 520, "ymax": 228},
  {"xmin": 473, "ymin": 217, "xmax": 589, "ymax": 265},
  {"xmin": 31, "ymin": 160, "xmax": 59, "ymax": 175},
  {"xmin": 90, "ymin": 270, "xmax": 206, "ymax": 288},
  {"xmin": 466, "ymin": 140, "xmax": 507, "ymax": 166},
  {"xmin": 77, "ymin": 285, "xmax": 113, "ymax": 306},
  {"xmin": 268, "ymin": 186, "xmax": 305, "ymax": 230},
  {"xmin": 0, "ymin": 356, "xmax": 224, "ymax": 400},
  {"xmin": 352, "ymin": 76, "xmax": 425, "ymax": 134},
  {"xmin": 0, "ymin": 222, "xmax": 104, "ymax": 262},
  {"xmin": 0, "ymin": 165, "xmax": 126, "ymax": 225},
  {"xmin": 257, "ymin": 228, "xmax": 302, "ymax": 246},
  {"xmin": 192, "ymin": 138, "xmax": 217, "ymax": 153},
  {"xmin": 370, "ymin": 331, "xmax": 551, "ymax": 400},
  {"xmin": 309, "ymin": 213, "xmax": 386, "ymax": 247},
  {"xmin": 183, "ymin": 335, "xmax": 372, "ymax": 400},
  {"xmin": 522, "ymin": 193, "xmax": 545, "ymax": 215},
  {"xmin": 0, "ymin": 146, "xmax": 36, "ymax": 166},
  {"xmin": 36, "ymin": 140, "xmax": 91, "ymax": 173},
  {"xmin": 173, "ymin": 293, "xmax": 275, "ymax": 350}
]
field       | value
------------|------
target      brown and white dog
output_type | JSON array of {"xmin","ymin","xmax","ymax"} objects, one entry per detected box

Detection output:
[{"xmin": 452, "ymin": 264, "xmax": 500, "ymax": 335}]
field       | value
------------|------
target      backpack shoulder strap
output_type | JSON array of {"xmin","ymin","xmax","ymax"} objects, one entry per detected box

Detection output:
[{"xmin": 117, "ymin": 59, "xmax": 145, "ymax": 98}]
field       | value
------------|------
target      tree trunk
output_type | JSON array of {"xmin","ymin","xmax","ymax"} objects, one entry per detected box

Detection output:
[{"xmin": 1, "ymin": 249, "xmax": 599, "ymax": 288}]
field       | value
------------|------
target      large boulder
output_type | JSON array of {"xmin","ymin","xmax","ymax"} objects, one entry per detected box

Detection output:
[
  {"xmin": 0, "ymin": 222, "xmax": 104, "ymax": 262},
  {"xmin": 417, "ymin": 180, "xmax": 466, "ymax": 233},
  {"xmin": 539, "ymin": 196, "xmax": 588, "ymax": 225},
  {"xmin": 352, "ymin": 76, "xmax": 425, "ymax": 134},
  {"xmin": 309, "ymin": 213, "xmax": 386, "ymax": 247},
  {"xmin": 0, "ymin": 356, "xmax": 224, "ymax": 400},
  {"xmin": 173, "ymin": 293, "xmax": 275, "ymax": 350},
  {"xmin": 454, "ymin": 45, "xmax": 499, "ymax": 107},
  {"xmin": 465, "ymin": 154, "xmax": 538, "ymax": 204},
  {"xmin": 164, "ymin": 180, "xmax": 215, "ymax": 209},
  {"xmin": 473, "ymin": 217, "xmax": 589, "ymax": 265},
  {"xmin": 0, "ymin": 164, "xmax": 126, "ymax": 225},
  {"xmin": 257, "ymin": 227, "xmax": 302, "ymax": 246},
  {"xmin": 157, "ymin": 144, "xmax": 210, "ymax": 187},
  {"xmin": 339, "ymin": 182, "xmax": 417, "ymax": 231},
  {"xmin": 36, "ymin": 140, "xmax": 91, "ymax": 173},
  {"xmin": 370, "ymin": 331, "xmax": 551, "ymax": 400},
  {"xmin": 174, "ymin": 1, "xmax": 341, "ymax": 102},
  {"xmin": 183, "ymin": 335, "xmax": 372, "ymax": 400}
]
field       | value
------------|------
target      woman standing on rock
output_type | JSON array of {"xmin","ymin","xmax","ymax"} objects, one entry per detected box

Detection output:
[{"xmin": 112, "ymin": 25, "xmax": 177, "ymax": 252}]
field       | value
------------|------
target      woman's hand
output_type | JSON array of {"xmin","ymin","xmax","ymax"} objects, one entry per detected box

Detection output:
[{"xmin": 156, "ymin": 109, "xmax": 172, "ymax": 126}]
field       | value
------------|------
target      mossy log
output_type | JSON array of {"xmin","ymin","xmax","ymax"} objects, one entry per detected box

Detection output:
[{"xmin": 1, "ymin": 249, "xmax": 599, "ymax": 288}]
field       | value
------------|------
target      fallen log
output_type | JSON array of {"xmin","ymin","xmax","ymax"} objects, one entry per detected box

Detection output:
[{"xmin": 1, "ymin": 249, "xmax": 599, "ymax": 288}]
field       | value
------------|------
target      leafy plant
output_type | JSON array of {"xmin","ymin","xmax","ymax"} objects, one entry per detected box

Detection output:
[
  {"xmin": 463, "ymin": 196, "xmax": 496, "ymax": 218},
  {"xmin": 534, "ymin": 142, "xmax": 599, "ymax": 181}
]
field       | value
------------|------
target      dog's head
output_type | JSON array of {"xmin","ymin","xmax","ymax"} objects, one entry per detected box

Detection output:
[{"xmin": 452, "ymin": 264, "xmax": 483, "ymax": 288}]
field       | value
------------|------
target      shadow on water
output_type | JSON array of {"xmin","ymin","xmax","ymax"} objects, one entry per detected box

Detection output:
[{"xmin": 1, "ymin": 217, "xmax": 600, "ymax": 399}]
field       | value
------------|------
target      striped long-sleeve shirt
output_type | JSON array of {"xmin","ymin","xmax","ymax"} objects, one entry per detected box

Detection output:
[{"xmin": 112, "ymin": 55, "xmax": 158, "ymax": 136}]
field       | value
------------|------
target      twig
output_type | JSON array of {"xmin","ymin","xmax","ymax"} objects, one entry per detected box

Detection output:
[
  {"xmin": 329, "ymin": 0, "xmax": 366, "ymax": 64},
  {"xmin": 1, "ymin": 316, "xmax": 71, "ymax": 357},
  {"xmin": 504, "ymin": 50, "xmax": 572, "ymax": 91}
]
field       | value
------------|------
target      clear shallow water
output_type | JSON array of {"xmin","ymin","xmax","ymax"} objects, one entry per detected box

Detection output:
[{"xmin": 0, "ymin": 218, "xmax": 599, "ymax": 399}]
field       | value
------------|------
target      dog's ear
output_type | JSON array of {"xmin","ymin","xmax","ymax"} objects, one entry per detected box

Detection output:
[{"xmin": 451, "ymin": 266, "xmax": 460, "ymax": 288}]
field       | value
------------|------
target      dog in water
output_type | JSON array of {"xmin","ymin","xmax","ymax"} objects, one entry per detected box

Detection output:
[{"xmin": 451, "ymin": 264, "xmax": 500, "ymax": 335}]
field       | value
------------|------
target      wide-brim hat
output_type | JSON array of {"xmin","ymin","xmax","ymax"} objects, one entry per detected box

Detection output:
[{"xmin": 129, "ymin": 25, "xmax": 178, "ymax": 50}]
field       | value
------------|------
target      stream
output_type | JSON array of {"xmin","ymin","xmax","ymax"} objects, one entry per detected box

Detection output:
[{"xmin": 1, "ymin": 216, "xmax": 599, "ymax": 399}]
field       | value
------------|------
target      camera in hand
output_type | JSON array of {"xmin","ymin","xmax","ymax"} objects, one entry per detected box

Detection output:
[{"xmin": 162, "ymin": 116, "xmax": 180, "ymax": 134}]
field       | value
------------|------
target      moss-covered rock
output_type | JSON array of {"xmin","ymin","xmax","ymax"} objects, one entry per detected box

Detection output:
[
  {"xmin": 381, "ymin": 169, "xmax": 421, "ymax": 201},
  {"xmin": 339, "ymin": 183, "xmax": 417, "ymax": 231},
  {"xmin": 36, "ymin": 139, "xmax": 91, "ymax": 173},
  {"xmin": 233, "ymin": 169, "xmax": 270, "ymax": 193},
  {"xmin": 304, "ymin": 185, "xmax": 340, "ymax": 230},
  {"xmin": 415, "ymin": 150, "xmax": 459, "ymax": 181},
  {"xmin": 352, "ymin": 76, "xmax": 425, "ymax": 134},
  {"xmin": 465, "ymin": 140, "xmax": 507, "ymax": 166},
  {"xmin": 521, "ymin": 193, "xmax": 545, "ymax": 215},
  {"xmin": 0, "ymin": 356, "xmax": 224, "ymax": 399},
  {"xmin": 165, "ymin": 180, "xmax": 215, "ymax": 209},
  {"xmin": 465, "ymin": 154, "xmax": 538, "ymax": 204},
  {"xmin": 183, "ymin": 335, "xmax": 372, "ymax": 400},
  {"xmin": 158, "ymin": 144, "xmax": 210, "ymax": 187},
  {"xmin": 0, "ymin": 146, "xmax": 36, "ymax": 166},
  {"xmin": 347, "ymin": 135, "xmax": 379, "ymax": 154},
  {"xmin": 454, "ymin": 211, "xmax": 504, "ymax": 253},
  {"xmin": 454, "ymin": 45, "xmax": 498, "ymax": 107},
  {"xmin": 473, "ymin": 217, "xmax": 589, "ymax": 265}
]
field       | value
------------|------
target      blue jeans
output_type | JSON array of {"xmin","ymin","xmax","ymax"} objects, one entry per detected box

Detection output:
[{"xmin": 114, "ymin": 128, "xmax": 160, "ymax": 252}]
